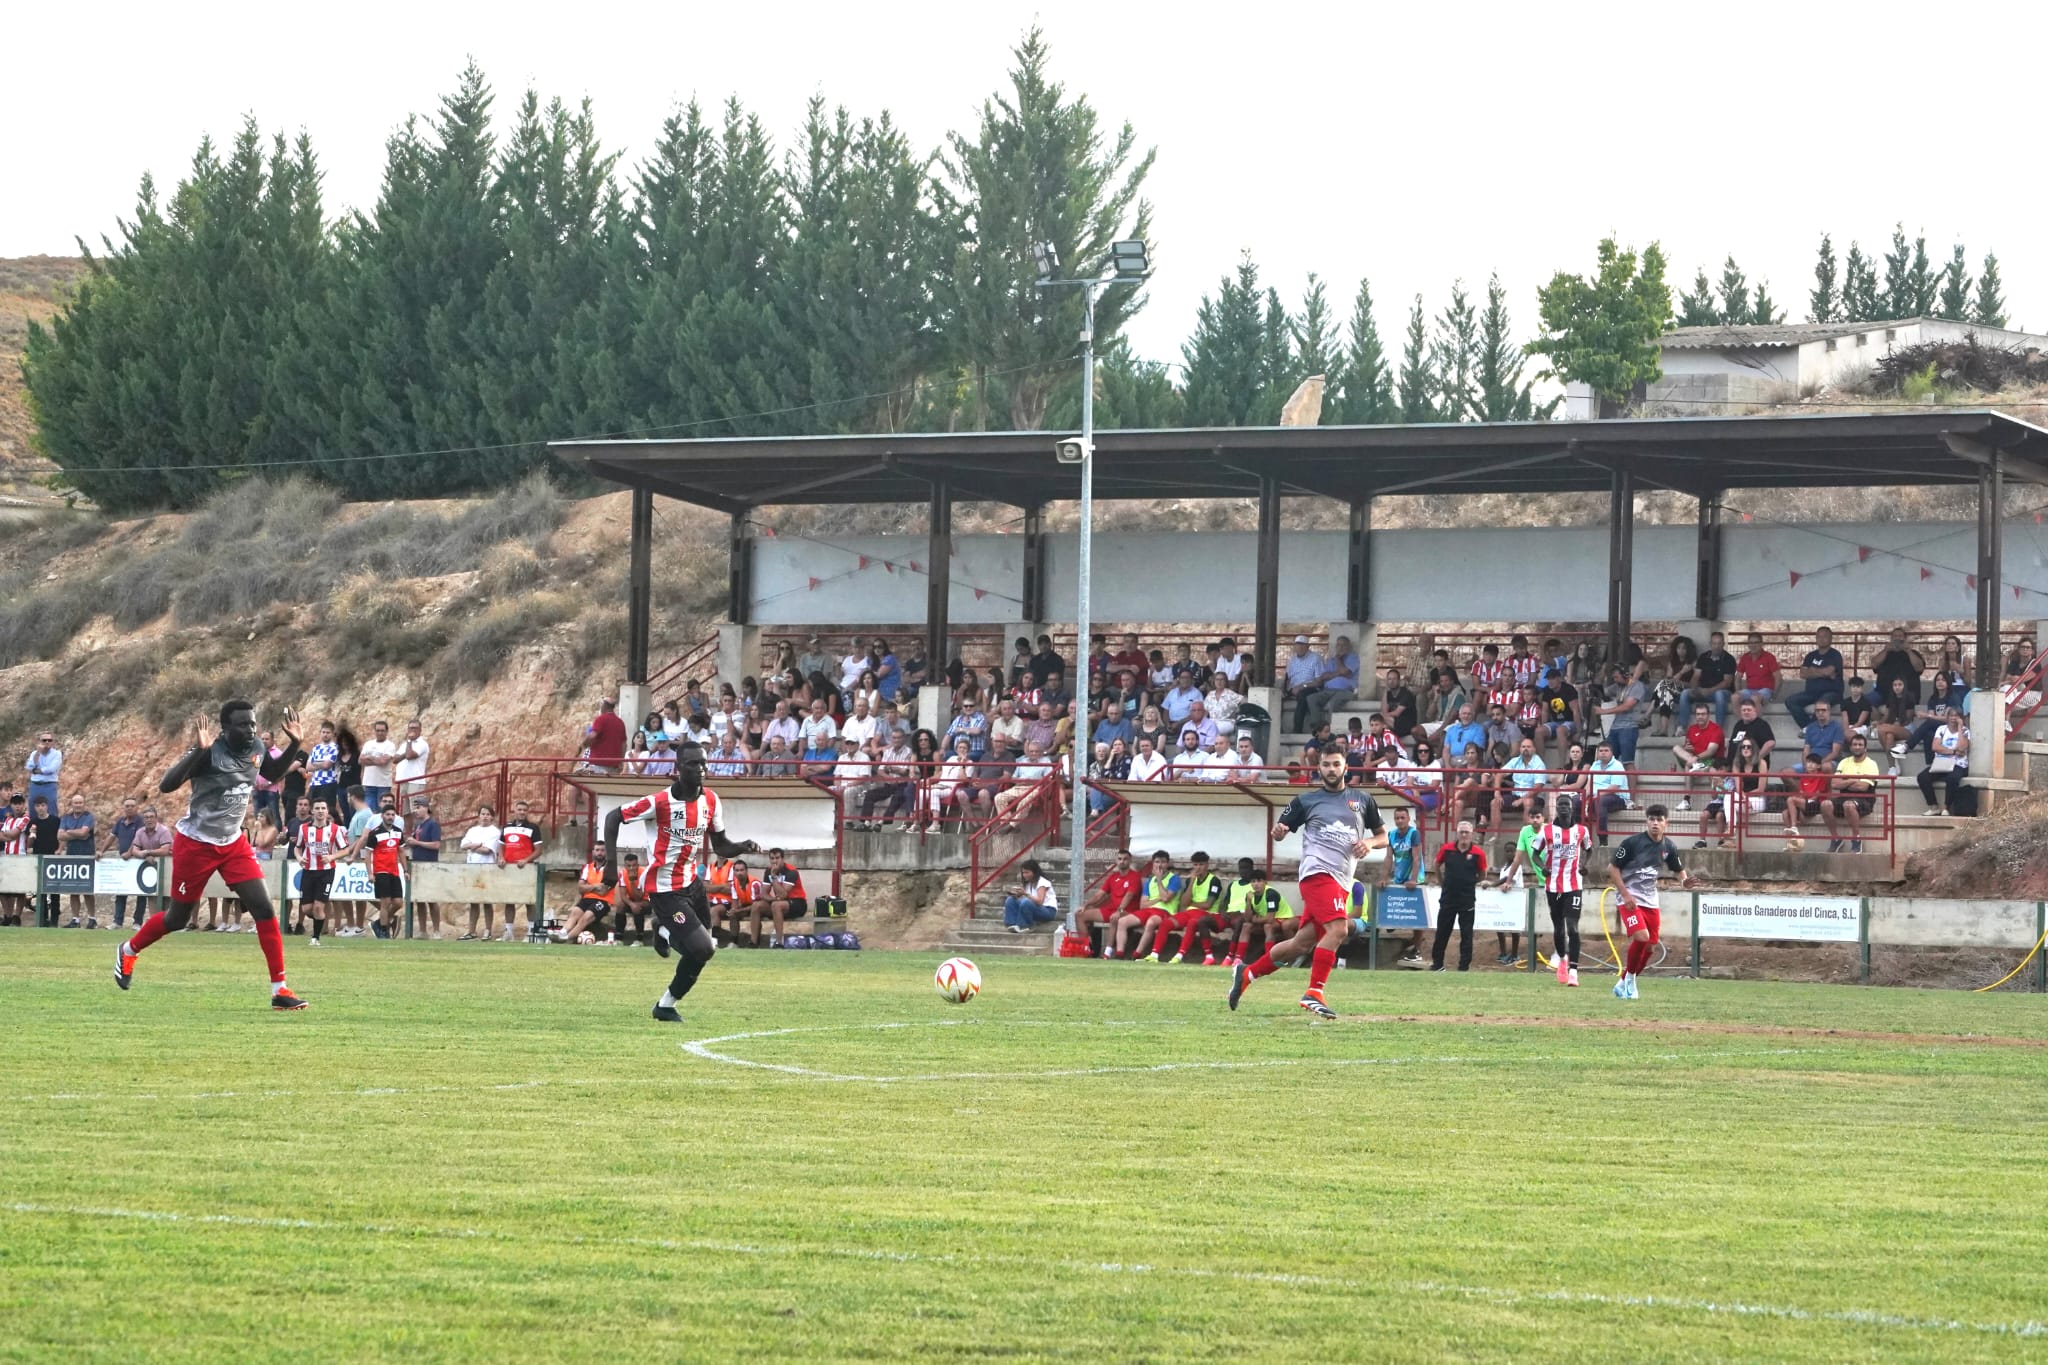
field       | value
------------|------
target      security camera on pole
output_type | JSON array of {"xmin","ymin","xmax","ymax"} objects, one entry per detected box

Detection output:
[{"xmin": 1033, "ymin": 238, "xmax": 1150, "ymax": 925}]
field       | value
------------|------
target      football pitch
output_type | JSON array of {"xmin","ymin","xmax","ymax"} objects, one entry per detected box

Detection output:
[{"xmin": 4, "ymin": 937, "xmax": 2046, "ymax": 1362}]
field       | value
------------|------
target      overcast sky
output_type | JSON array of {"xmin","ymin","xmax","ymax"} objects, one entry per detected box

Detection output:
[{"xmin": 9, "ymin": 1, "xmax": 2046, "ymax": 367}]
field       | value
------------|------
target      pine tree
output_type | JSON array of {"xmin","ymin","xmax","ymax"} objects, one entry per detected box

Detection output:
[
  {"xmin": 1676, "ymin": 268, "xmax": 1719, "ymax": 327},
  {"xmin": 1290, "ymin": 274, "xmax": 1340, "ymax": 391},
  {"xmin": 942, "ymin": 26, "xmax": 1154, "ymax": 430},
  {"xmin": 1972, "ymin": 252, "xmax": 2007, "ymax": 327},
  {"xmin": 1809, "ymin": 234, "xmax": 1838, "ymax": 322},
  {"xmin": 1333, "ymin": 275, "xmax": 1395, "ymax": 424},
  {"xmin": 1474, "ymin": 273, "xmax": 1551, "ymax": 420},
  {"xmin": 1749, "ymin": 280, "xmax": 1784, "ymax": 325},
  {"xmin": 1180, "ymin": 254, "xmax": 1273, "ymax": 427},
  {"xmin": 1879, "ymin": 224, "xmax": 1915, "ymax": 320},
  {"xmin": 1905, "ymin": 233, "xmax": 1936, "ymax": 317},
  {"xmin": 1430, "ymin": 281, "xmax": 1478, "ymax": 421},
  {"xmin": 1397, "ymin": 294, "xmax": 1436, "ymax": 422},
  {"xmin": 1254, "ymin": 286, "xmax": 1295, "ymax": 424},
  {"xmin": 1841, "ymin": 242, "xmax": 1879, "ymax": 322},
  {"xmin": 1715, "ymin": 256, "xmax": 1752, "ymax": 327},
  {"xmin": 1936, "ymin": 245, "xmax": 1973, "ymax": 321}
]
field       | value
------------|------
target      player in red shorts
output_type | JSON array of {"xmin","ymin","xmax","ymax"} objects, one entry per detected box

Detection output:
[
  {"xmin": 1228, "ymin": 747, "xmax": 1385, "ymax": 1018},
  {"xmin": 114, "ymin": 701, "xmax": 308, "ymax": 1009},
  {"xmin": 1606, "ymin": 803, "xmax": 1697, "ymax": 1000}
]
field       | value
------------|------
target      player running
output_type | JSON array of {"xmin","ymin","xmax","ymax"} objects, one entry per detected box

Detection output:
[
  {"xmin": 1535, "ymin": 795, "xmax": 1595, "ymax": 987},
  {"xmin": 1229, "ymin": 747, "xmax": 1386, "ymax": 1018},
  {"xmin": 1606, "ymin": 802, "xmax": 1698, "ymax": 1000},
  {"xmin": 601, "ymin": 741, "xmax": 759, "ymax": 1022},
  {"xmin": 114, "ymin": 702, "xmax": 308, "ymax": 1009}
]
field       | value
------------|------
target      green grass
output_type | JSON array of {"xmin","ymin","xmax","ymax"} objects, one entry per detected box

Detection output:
[{"xmin": 3, "ymin": 935, "xmax": 2047, "ymax": 1363}]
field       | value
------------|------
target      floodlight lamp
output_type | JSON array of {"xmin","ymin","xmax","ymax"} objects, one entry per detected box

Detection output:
[
  {"xmin": 1034, "ymin": 242, "xmax": 1060, "ymax": 281},
  {"xmin": 1109, "ymin": 239, "xmax": 1150, "ymax": 278}
]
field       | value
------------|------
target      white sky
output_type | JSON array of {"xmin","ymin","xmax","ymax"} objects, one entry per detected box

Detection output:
[{"xmin": 8, "ymin": 1, "xmax": 2046, "ymax": 366}]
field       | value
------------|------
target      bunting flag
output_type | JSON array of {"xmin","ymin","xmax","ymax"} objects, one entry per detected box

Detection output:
[
  {"xmin": 2017, "ymin": 584, "xmax": 2026, "ymax": 601},
  {"xmin": 759, "ymin": 526, "xmax": 778, "ymax": 538},
  {"xmin": 1741, "ymin": 512, "xmax": 1753, "ymax": 522},
  {"xmin": 806, "ymin": 576, "xmax": 821, "ymax": 591},
  {"xmin": 1857, "ymin": 545, "xmax": 1873, "ymax": 562},
  {"xmin": 909, "ymin": 560, "xmax": 922, "ymax": 574},
  {"xmin": 857, "ymin": 555, "xmax": 870, "ymax": 570},
  {"xmin": 973, "ymin": 588, "xmax": 987, "ymax": 601},
  {"xmin": 1919, "ymin": 567, "xmax": 1934, "ymax": 581},
  {"xmin": 882, "ymin": 560, "xmax": 895, "ymax": 574},
  {"xmin": 1788, "ymin": 571, "xmax": 1801, "ymax": 588},
  {"xmin": 1966, "ymin": 574, "xmax": 1978, "ymax": 591}
]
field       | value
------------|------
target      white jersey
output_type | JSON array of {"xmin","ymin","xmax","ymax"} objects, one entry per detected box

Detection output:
[
  {"xmin": 1534, "ymin": 821, "xmax": 1594, "ymax": 894},
  {"xmin": 616, "ymin": 787, "xmax": 726, "ymax": 894}
]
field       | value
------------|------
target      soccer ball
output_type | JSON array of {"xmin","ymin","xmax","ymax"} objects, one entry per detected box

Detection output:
[
  {"xmin": 934, "ymin": 956, "xmax": 981, "ymax": 1003},
  {"xmin": 575, "ymin": 931, "xmax": 597, "ymax": 945}
]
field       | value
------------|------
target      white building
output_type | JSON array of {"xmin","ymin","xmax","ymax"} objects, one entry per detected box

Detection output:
[{"xmin": 1562, "ymin": 317, "xmax": 2048, "ymax": 417}]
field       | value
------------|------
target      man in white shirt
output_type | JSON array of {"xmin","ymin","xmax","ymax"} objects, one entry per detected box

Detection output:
[
  {"xmin": 761, "ymin": 701, "xmax": 801, "ymax": 753},
  {"xmin": 988, "ymin": 698, "xmax": 1026, "ymax": 760},
  {"xmin": 994, "ymin": 740, "xmax": 1056, "ymax": 825},
  {"xmin": 1128, "ymin": 735, "xmax": 1170, "ymax": 783},
  {"xmin": 709, "ymin": 697, "xmax": 743, "ymax": 743},
  {"xmin": 395, "ymin": 719, "xmax": 431, "ymax": 799},
  {"xmin": 1213, "ymin": 636, "xmax": 1248, "ymax": 686},
  {"xmin": 799, "ymin": 699, "xmax": 839, "ymax": 755},
  {"xmin": 1500, "ymin": 735, "xmax": 1548, "ymax": 821},
  {"xmin": 839, "ymin": 698, "xmax": 879, "ymax": 749},
  {"xmin": 1230, "ymin": 732, "xmax": 1266, "ymax": 783},
  {"xmin": 1197, "ymin": 732, "xmax": 1239, "ymax": 784},
  {"xmin": 834, "ymin": 736, "xmax": 876, "ymax": 824},
  {"xmin": 359, "ymin": 720, "xmax": 400, "ymax": 810},
  {"xmin": 1588, "ymin": 739, "xmax": 1632, "ymax": 845}
]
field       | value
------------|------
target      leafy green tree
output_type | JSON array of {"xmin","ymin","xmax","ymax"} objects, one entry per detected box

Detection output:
[
  {"xmin": 1809, "ymin": 234, "xmax": 1838, "ymax": 322},
  {"xmin": 1841, "ymin": 242, "xmax": 1880, "ymax": 322},
  {"xmin": 1936, "ymin": 245, "xmax": 1973, "ymax": 321},
  {"xmin": 1972, "ymin": 252, "xmax": 2007, "ymax": 327},
  {"xmin": 1396, "ymin": 294, "xmax": 1436, "ymax": 422},
  {"xmin": 1715, "ymin": 256, "xmax": 1752, "ymax": 326},
  {"xmin": 1430, "ymin": 281, "xmax": 1478, "ymax": 421},
  {"xmin": 1527, "ymin": 237, "xmax": 1672, "ymax": 411},
  {"xmin": 1332, "ymin": 276, "xmax": 1395, "ymax": 424},
  {"xmin": 1676, "ymin": 268, "xmax": 1719, "ymax": 327},
  {"xmin": 1474, "ymin": 273, "xmax": 1552, "ymax": 421},
  {"xmin": 942, "ymin": 27, "xmax": 1154, "ymax": 430}
]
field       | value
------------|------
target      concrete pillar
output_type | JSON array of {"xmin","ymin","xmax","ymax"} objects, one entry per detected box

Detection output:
[
  {"xmin": 917, "ymin": 685, "xmax": 953, "ymax": 741},
  {"xmin": 1676, "ymin": 620, "xmax": 1725, "ymax": 647},
  {"xmin": 2034, "ymin": 619, "xmax": 2048, "ymax": 656},
  {"xmin": 716, "ymin": 624, "xmax": 762, "ymax": 694},
  {"xmin": 1969, "ymin": 689, "xmax": 2007, "ymax": 780},
  {"xmin": 617, "ymin": 682, "xmax": 654, "ymax": 736}
]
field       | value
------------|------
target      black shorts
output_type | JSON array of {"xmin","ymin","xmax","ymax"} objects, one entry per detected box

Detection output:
[
  {"xmin": 1831, "ymin": 795, "xmax": 1876, "ymax": 816},
  {"xmin": 576, "ymin": 895, "xmax": 610, "ymax": 915},
  {"xmin": 374, "ymin": 872, "xmax": 404, "ymax": 900},
  {"xmin": 300, "ymin": 869, "xmax": 334, "ymax": 905},
  {"xmin": 778, "ymin": 895, "xmax": 808, "ymax": 920},
  {"xmin": 1547, "ymin": 889, "xmax": 1583, "ymax": 918},
  {"xmin": 651, "ymin": 881, "xmax": 710, "ymax": 930}
]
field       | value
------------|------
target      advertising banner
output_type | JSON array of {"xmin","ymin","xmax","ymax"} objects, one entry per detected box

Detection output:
[
  {"xmin": 38, "ymin": 856, "xmax": 96, "ymax": 896},
  {"xmin": 284, "ymin": 861, "xmax": 379, "ymax": 902},
  {"xmin": 92, "ymin": 858, "xmax": 162, "ymax": 898},
  {"xmin": 1381, "ymin": 886, "xmax": 1529, "ymax": 933},
  {"xmin": 1696, "ymin": 892, "xmax": 1860, "ymax": 943},
  {"xmin": 1376, "ymin": 886, "xmax": 1429, "ymax": 930}
]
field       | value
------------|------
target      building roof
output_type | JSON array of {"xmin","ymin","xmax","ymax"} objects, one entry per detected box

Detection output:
[
  {"xmin": 1661, "ymin": 321, "xmax": 1881, "ymax": 350},
  {"xmin": 554, "ymin": 410, "xmax": 2048, "ymax": 512}
]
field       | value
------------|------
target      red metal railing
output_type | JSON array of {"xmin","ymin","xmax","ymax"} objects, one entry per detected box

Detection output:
[
  {"xmin": 966, "ymin": 768, "xmax": 1068, "ymax": 915},
  {"xmin": 646, "ymin": 632, "xmax": 720, "ymax": 699}
]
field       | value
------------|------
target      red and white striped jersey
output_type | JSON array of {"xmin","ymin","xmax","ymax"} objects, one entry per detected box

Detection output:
[
  {"xmin": 1506, "ymin": 653, "xmax": 1542, "ymax": 688},
  {"xmin": 297, "ymin": 822, "xmax": 342, "ymax": 872},
  {"xmin": 1535, "ymin": 821, "xmax": 1594, "ymax": 894},
  {"xmin": 1, "ymin": 814, "xmax": 27, "ymax": 855},
  {"xmin": 1516, "ymin": 699, "xmax": 1543, "ymax": 730},
  {"xmin": 1470, "ymin": 658, "xmax": 1507, "ymax": 691},
  {"xmin": 616, "ymin": 787, "xmax": 726, "ymax": 893}
]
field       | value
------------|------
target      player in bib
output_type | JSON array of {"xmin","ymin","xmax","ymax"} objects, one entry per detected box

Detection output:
[
  {"xmin": 1607, "ymin": 802, "xmax": 1697, "ymax": 1000},
  {"xmin": 1533, "ymin": 794, "xmax": 1595, "ymax": 987},
  {"xmin": 602, "ymin": 741, "xmax": 760, "ymax": 1022},
  {"xmin": 1229, "ymin": 747, "xmax": 1386, "ymax": 1018},
  {"xmin": 114, "ymin": 701, "xmax": 308, "ymax": 1009}
]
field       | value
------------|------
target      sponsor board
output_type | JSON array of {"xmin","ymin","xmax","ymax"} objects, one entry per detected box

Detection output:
[
  {"xmin": 1377, "ymin": 886, "xmax": 1529, "ymax": 933},
  {"xmin": 1696, "ymin": 892, "xmax": 1860, "ymax": 943}
]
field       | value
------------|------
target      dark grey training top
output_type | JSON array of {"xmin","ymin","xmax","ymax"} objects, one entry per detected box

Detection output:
[{"xmin": 1278, "ymin": 785, "xmax": 1384, "ymax": 885}]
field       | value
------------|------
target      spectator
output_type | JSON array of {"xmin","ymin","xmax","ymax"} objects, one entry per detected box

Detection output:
[
  {"xmin": 1552, "ymin": 740, "xmax": 1592, "ymax": 816},
  {"xmin": 1840, "ymin": 676, "xmax": 1874, "ymax": 744},
  {"xmin": 708, "ymin": 693, "xmax": 744, "ymax": 745},
  {"xmin": 707, "ymin": 733, "xmax": 750, "ymax": 779},
  {"xmin": 1824, "ymin": 734, "xmax": 1881, "ymax": 853},
  {"xmin": 59, "ymin": 793, "xmax": 98, "ymax": 928},
  {"xmin": 1430, "ymin": 821, "xmax": 1487, "ymax": 972},
  {"xmin": 944, "ymin": 696, "xmax": 990, "ymax": 761},
  {"xmin": 807, "ymin": 733, "xmax": 851, "ymax": 786},
  {"xmin": 1650, "ymin": 636, "xmax": 1697, "ymax": 738},
  {"xmin": 1682, "ymin": 631, "xmax": 1738, "ymax": 729},
  {"xmin": 1450, "ymin": 743, "xmax": 1494, "ymax": 828},
  {"xmin": 1110, "ymin": 632, "xmax": 1149, "ymax": 678},
  {"xmin": 840, "ymin": 697, "xmax": 880, "ymax": 750},
  {"xmin": 1931, "ymin": 634, "xmax": 1970, "ymax": 691},
  {"xmin": 835, "ymin": 636, "xmax": 869, "ymax": 696},
  {"xmin": 799, "ymin": 697, "xmax": 840, "ymax": 759},
  {"xmin": 1128, "ymin": 734, "xmax": 1169, "ymax": 783},
  {"xmin": 1536, "ymin": 671, "xmax": 1579, "ymax": 757},
  {"xmin": 1381, "ymin": 666, "xmax": 1419, "ymax": 740},
  {"xmin": 1725, "ymin": 697, "xmax": 1777, "ymax": 769},
  {"xmin": 641, "ymin": 737, "xmax": 677, "ymax": 777},
  {"xmin": 1597, "ymin": 664, "xmax": 1648, "ymax": 765},
  {"xmin": 356, "ymin": 719, "xmax": 398, "ymax": 811},
  {"xmin": 1672, "ymin": 702, "xmax": 1724, "ymax": 812},
  {"xmin": 1786, "ymin": 627, "xmax": 1846, "ymax": 728},
  {"xmin": 1170, "ymin": 728, "xmax": 1206, "ymax": 781},
  {"xmin": 1425, "ymin": 668, "xmax": 1470, "ymax": 740},
  {"xmin": 1801, "ymin": 700, "xmax": 1846, "ymax": 767},
  {"xmin": 797, "ymin": 634, "xmax": 830, "ymax": 682},
  {"xmin": 105, "ymin": 796, "xmax": 143, "ymax": 929},
  {"xmin": 1588, "ymin": 740, "xmax": 1630, "ymax": 844},
  {"xmin": 1705, "ymin": 738, "xmax": 1772, "ymax": 848},
  {"xmin": 584, "ymin": 698, "xmax": 628, "ymax": 774},
  {"xmin": 1003, "ymin": 857, "xmax": 1060, "ymax": 933},
  {"xmin": 1084, "ymin": 634, "xmax": 1113, "ymax": 686},
  {"xmin": 1092, "ymin": 700, "xmax": 1135, "ymax": 750},
  {"xmin": 1299, "ymin": 634, "xmax": 1360, "ymax": 733},
  {"xmin": 849, "ymin": 669, "xmax": 882, "ymax": 716},
  {"xmin": 1470, "ymin": 643, "xmax": 1508, "ymax": 702},
  {"xmin": 1178, "ymin": 699, "xmax": 1220, "ymax": 752},
  {"xmin": 1917, "ymin": 712, "xmax": 1969, "ymax": 816},
  {"xmin": 932, "ymin": 737, "xmax": 976, "ymax": 823},
  {"xmin": 863, "ymin": 732, "xmax": 918, "ymax": 829},
  {"xmin": 1197, "ymin": 731, "xmax": 1240, "ymax": 784},
  {"xmin": 1735, "ymin": 631, "xmax": 1781, "ymax": 705},
  {"xmin": 1867, "ymin": 627, "xmax": 1926, "ymax": 707},
  {"xmin": 25, "ymin": 730, "xmax": 62, "ymax": 810},
  {"xmin": 1782, "ymin": 751, "xmax": 1832, "ymax": 852},
  {"xmin": 1902, "ymin": 674, "xmax": 1963, "ymax": 761},
  {"xmin": 1214, "ymin": 635, "xmax": 1250, "ymax": 688},
  {"xmin": 1483, "ymin": 701, "xmax": 1522, "ymax": 754},
  {"xmin": 874, "ymin": 638, "xmax": 900, "ymax": 704},
  {"xmin": 1204, "ymin": 672, "xmax": 1244, "ymax": 737},
  {"xmin": 1872, "ymin": 677, "xmax": 1916, "ymax": 768},
  {"xmin": 250, "ymin": 728, "xmax": 285, "ymax": 823},
  {"xmin": 1290, "ymin": 742, "xmax": 1321, "ymax": 783},
  {"xmin": 1086, "ymin": 739, "xmax": 1128, "ymax": 818},
  {"xmin": 395, "ymin": 719, "xmax": 431, "ymax": 801},
  {"xmin": 836, "ymin": 736, "xmax": 878, "ymax": 827},
  {"xmin": 907, "ymin": 729, "xmax": 944, "ymax": 830},
  {"xmin": 1021, "ymin": 701, "xmax": 1058, "ymax": 758},
  {"xmin": 406, "ymin": 795, "xmax": 443, "ymax": 939},
  {"xmin": 1131, "ymin": 703, "xmax": 1169, "ymax": 755},
  {"xmin": 1500, "ymin": 736, "xmax": 1548, "ymax": 822},
  {"xmin": 1162, "ymin": 671, "xmax": 1204, "ymax": 728},
  {"xmin": 28, "ymin": 795, "xmax": 59, "ymax": 926},
  {"xmin": 1167, "ymin": 642, "xmax": 1206, "ymax": 691},
  {"xmin": 1147, "ymin": 648, "xmax": 1176, "ymax": 702},
  {"xmin": 1405, "ymin": 740, "xmax": 1445, "ymax": 815},
  {"xmin": 1283, "ymin": 635, "xmax": 1327, "ymax": 731},
  {"xmin": 761, "ymin": 701, "xmax": 801, "ymax": 753},
  {"xmin": 1443, "ymin": 702, "xmax": 1486, "ymax": 765}
]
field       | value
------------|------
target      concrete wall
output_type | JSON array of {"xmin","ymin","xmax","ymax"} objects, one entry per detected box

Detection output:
[
  {"xmin": 1658, "ymin": 345, "xmax": 1801, "ymax": 385},
  {"xmin": 1868, "ymin": 896, "xmax": 2039, "ymax": 948},
  {"xmin": 746, "ymin": 519, "xmax": 2029, "ymax": 626}
]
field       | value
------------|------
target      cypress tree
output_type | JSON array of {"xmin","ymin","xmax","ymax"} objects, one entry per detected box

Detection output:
[
  {"xmin": 1809, "ymin": 235, "xmax": 1838, "ymax": 323},
  {"xmin": 1180, "ymin": 254, "xmax": 1271, "ymax": 427},
  {"xmin": 1715, "ymin": 256, "xmax": 1752, "ymax": 327},
  {"xmin": 1397, "ymin": 294, "xmax": 1436, "ymax": 423},
  {"xmin": 1430, "ymin": 281, "xmax": 1478, "ymax": 421},
  {"xmin": 1841, "ymin": 243, "xmax": 1879, "ymax": 322},
  {"xmin": 1254, "ymin": 286, "xmax": 1294, "ymax": 424},
  {"xmin": 1474, "ymin": 273, "xmax": 1550, "ymax": 421},
  {"xmin": 1290, "ymin": 274, "xmax": 1340, "ymax": 392},
  {"xmin": 1749, "ymin": 280, "xmax": 1784, "ymax": 326},
  {"xmin": 1676, "ymin": 268, "xmax": 1719, "ymax": 327},
  {"xmin": 1972, "ymin": 253, "xmax": 2007, "ymax": 327},
  {"xmin": 1879, "ymin": 224, "xmax": 1914, "ymax": 320},
  {"xmin": 1936, "ymin": 245, "xmax": 1972, "ymax": 321},
  {"xmin": 1333, "ymin": 276, "xmax": 1394, "ymax": 424},
  {"xmin": 1905, "ymin": 233, "xmax": 1936, "ymax": 317}
]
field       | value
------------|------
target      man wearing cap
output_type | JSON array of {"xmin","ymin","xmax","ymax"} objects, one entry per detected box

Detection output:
[
  {"xmin": 797, "ymin": 635, "xmax": 829, "ymax": 682},
  {"xmin": 1284, "ymin": 635, "xmax": 1327, "ymax": 732}
]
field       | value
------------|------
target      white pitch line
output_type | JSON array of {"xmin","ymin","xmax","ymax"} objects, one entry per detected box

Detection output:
[
  {"xmin": 5, "ymin": 1201, "xmax": 2041, "ymax": 1341},
  {"xmin": 678, "ymin": 1019, "xmax": 1820, "ymax": 1083},
  {"xmin": 0, "ymin": 1076, "xmax": 695, "ymax": 1107}
]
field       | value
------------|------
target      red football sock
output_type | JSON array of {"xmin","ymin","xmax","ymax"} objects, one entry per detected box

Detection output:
[
  {"xmin": 1626, "ymin": 940, "xmax": 1650, "ymax": 977},
  {"xmin": 255, "ymin": 918, "xmax": 287, "ymax": 984},
  {"xmin": 1246, "ymin": 949, "xmax": 1278, "ymax": 980},
  {"xmin": 127, "ymin": 911, "xmax": 172, "ymax": 953},
  {"xmin": 1308, "ymin": 946, "xmax": 1337, "ymax": 995}
]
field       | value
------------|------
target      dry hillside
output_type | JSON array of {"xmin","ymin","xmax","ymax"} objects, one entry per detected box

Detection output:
[{"xmin": 0, "ymin": 255, "xmax": 83, "ymax": 501}]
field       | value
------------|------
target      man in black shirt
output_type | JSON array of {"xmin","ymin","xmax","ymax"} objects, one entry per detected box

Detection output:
[
  {"xmin": 1430, "ymin": 820, "xmax": 1488, "ymax": 972},
  {"xmin": 1684, "ymin": 631, "xmax": 1739, "ymax": 729},
  {"xmin": 1029, "ymin": 635, "xmax": 1065, "ymax": 689},
  {"xmin": 1866, "ymin": 628, "xmax": 1925, "ymax": 707},
  {"xmin": 1723, "ymin": 698, "xmax": 1777, "ymax": 769},
  {"xmin": 1538, "ymin": 673, "xmax": 1580, "ymax": 756},
  {"xmin": 1786, "ymin": 627, "xmax": 1846, "ymax": 728},
  {"xmin": 1381, "ymin": 667, "xmax": 1419, "ymax": 741}
]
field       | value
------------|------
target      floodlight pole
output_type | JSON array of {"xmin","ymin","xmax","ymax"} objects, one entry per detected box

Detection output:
[{"xmin": 1036, "ymin": 257, "xmax": 1145, "ymax": 927}]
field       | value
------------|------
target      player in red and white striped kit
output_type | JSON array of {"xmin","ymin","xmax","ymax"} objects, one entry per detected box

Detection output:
[
  {"xmin": 1534, "ymin": 795, "xmax": 1596, "ymax": 986},
  {"xmin": 602, "ymin": 742, "xmax": 759, "ymax": 1023},
  {"xmin": 294, "ymin": 802, "xmax": 342, "ymax": 945}
]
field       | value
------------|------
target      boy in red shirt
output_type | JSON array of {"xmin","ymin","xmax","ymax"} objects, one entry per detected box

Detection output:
[{"xmin": 1782, "ymin": 750, "xmax": 1831, "ymax": 852}]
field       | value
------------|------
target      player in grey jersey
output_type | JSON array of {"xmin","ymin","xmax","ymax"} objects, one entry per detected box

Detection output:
[
  {"xmin": 1606, "ymin": 803, "xmax": 1697, "ymax": 1000},
  {"xmin": 114, "ymin": 701, "xmax": 309, "ymax": 1009},
  {"xmin": 1228, "ymin": 747, "xmax": 1385, "ymax": 1019}
]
